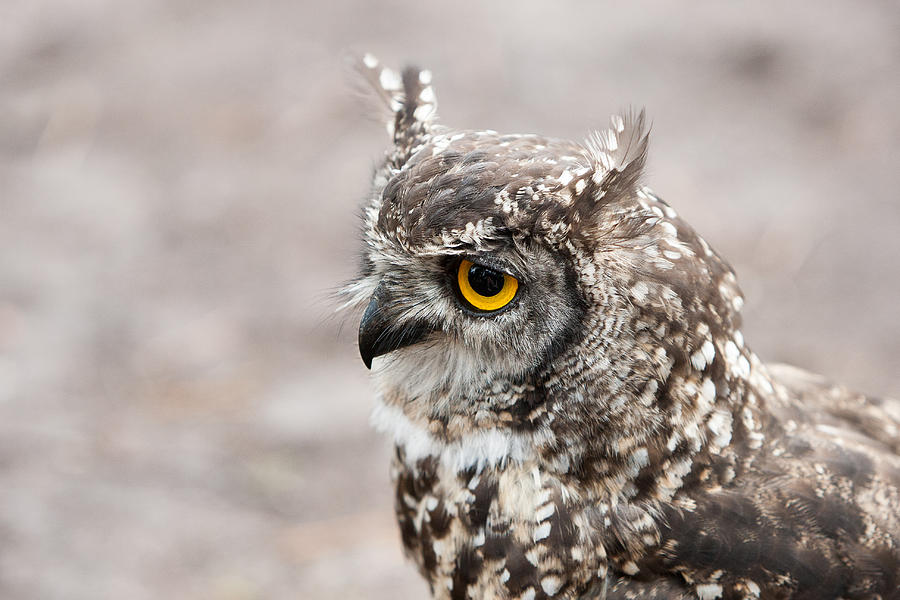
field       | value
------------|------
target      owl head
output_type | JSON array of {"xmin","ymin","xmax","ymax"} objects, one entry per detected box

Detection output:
[{"xmin": 346, "ymin": 57, "xmax": 744, "ymax": 439}]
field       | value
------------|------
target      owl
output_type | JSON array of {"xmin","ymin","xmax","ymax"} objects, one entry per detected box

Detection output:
[{"xmin": 344, "ymin": 56, "xmax": 900, "ymax": 599}]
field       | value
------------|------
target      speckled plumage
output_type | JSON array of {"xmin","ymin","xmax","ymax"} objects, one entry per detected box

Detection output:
[{"xmin": 345, "ymin": 57, "xmax": 900, "ymax": 599}]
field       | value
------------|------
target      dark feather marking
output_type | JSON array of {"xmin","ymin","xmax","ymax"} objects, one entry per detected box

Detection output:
[
  {"xmin": 466, "ymin": 476, "xmax": 497, "ymax": 531},
  {"xmin": 504, "ymin": 543, "xmax": 541, "ymax": 595},
  {"xmin": 419, "ymin": 526, "xmax": 438, "ymax": 575},
  {"xmin": 428, "ymin": 499, "xmax": 453, "ymax": 539},
  {"xmin": 450, "ymin": 545, "xmax": 482, "ymax": 600}
]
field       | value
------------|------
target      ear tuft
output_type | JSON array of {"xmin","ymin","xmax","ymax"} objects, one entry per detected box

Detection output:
[
  {"xmin": 355, "ymin": 54, "xmax": 438, "ymax": 163},
  {"xmin": 583, "ymin": 109, "xmax": 650, "ymax": 199}
]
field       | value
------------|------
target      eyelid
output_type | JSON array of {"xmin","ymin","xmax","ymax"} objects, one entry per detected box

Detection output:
[{"xmin": 458, "ymin": 255, "xmax": 521, "ymax": 280}]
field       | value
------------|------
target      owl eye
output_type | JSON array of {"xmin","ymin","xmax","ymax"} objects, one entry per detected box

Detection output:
[{"xmin": 456, "ymin": 259, "xmax": 519, "ymax": 313}]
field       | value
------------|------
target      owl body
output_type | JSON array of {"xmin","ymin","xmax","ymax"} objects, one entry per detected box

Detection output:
[{"xmin": 347, "ymin": 57, "xmax": 900, "ymax": 599}]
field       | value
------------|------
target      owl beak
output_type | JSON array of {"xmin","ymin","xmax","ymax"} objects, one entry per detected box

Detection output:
[{"xmin": 358, "ymin": 286, "xmax": 436, "ymax": 369}]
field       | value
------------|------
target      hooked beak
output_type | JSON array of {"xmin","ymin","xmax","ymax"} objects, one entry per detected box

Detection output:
[{"xmin": 358, "ymin": 284, "xmax": 437, "ymax": 369}]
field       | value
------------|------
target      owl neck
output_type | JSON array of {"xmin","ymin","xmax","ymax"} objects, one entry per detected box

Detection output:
[
  {"xmin": 373, "ymin": 311, "xmax": 778, "ymax": 502},
  {"xmin": 527, "ymin": 307, "xmax": 778, "ymax": 497}
]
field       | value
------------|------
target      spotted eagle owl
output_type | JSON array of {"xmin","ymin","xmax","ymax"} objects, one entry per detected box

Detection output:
[{"xmin": 343, "ymin": 56, "xmax": 900, "ymax": 599}]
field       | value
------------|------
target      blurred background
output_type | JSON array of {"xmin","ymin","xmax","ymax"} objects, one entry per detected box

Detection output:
[{"xmin": 1, "ymin": 1, "xmax": 898, "ymax": 598}]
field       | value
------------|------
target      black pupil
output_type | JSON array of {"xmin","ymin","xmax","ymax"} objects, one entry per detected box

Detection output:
[{"xmin": 468, "ymin": 264, "xmax": 505, "ymax": 297}]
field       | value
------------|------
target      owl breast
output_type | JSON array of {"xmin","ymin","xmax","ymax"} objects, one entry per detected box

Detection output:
[{"xmin": 392, "ymin": 446, "xmax": 607, "ymax": 600}]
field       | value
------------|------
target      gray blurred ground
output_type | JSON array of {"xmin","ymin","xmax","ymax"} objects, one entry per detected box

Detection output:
[{"xmin": 0, "ymin": 1, "xmax": 898, "ymax": 598}]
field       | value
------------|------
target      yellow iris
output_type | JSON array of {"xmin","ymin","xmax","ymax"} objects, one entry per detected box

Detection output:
[{"xmin": 456, "ymin": 259, "xmax": 519, "ymax": 312}]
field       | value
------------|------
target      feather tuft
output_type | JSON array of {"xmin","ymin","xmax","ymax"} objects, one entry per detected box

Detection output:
[{"xmin": 354, "ymin": 54, "xmax": 438, "ymax": 160}]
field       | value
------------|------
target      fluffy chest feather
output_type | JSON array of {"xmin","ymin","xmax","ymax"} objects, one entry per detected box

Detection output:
[
  {"xmin": 375, "ymin": 390, "xmax": 900, "ymax": 600},
  {"xmin": 389, "ymin": 441, "xmax": 604, "ymax": 599},
  {"xmin": 377, "ymin": 401, "xmax": 656, "ymax": 599}
]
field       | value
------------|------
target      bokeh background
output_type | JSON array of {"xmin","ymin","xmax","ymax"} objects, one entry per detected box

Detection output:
[{"xmin": 1, "ymin": 1, "xmax": 898, "ymax": 598}]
